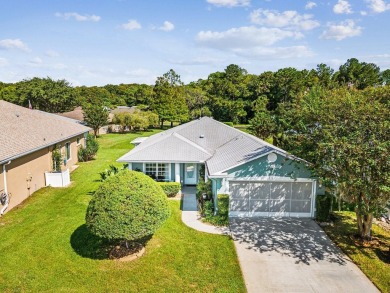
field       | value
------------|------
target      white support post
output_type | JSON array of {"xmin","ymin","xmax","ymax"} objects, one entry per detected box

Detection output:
[{"xmin": 175, "ymin": 163, "xmax": 180, "ymax": 183}]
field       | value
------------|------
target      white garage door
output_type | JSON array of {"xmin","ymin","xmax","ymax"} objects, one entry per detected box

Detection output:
[{"xmin": 229, "ymin": 181, "xmax": 314, "ymax": 217}]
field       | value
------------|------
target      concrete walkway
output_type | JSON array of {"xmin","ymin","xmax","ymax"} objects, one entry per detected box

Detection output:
[
  {"xmin": 181, "ymin": 193, "xmax": 229, "ymax": 235},
  {"xmin": 230, "ymin": 218, "xmax": 379, "ymax": 293}
]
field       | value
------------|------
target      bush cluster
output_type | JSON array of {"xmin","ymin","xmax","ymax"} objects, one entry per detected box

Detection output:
[
  {"xmin": 158, "ymin": 182, "xmax": 181, "ymax": 197},
  {"xmin": 78, "ymin": 134, "xmax": 99, "ymax": 162},
  {"xmin": 113, "ymin": 111, "xmax": 159, "ymax": 132},
  {"xmin": 203, "ymin": 194, "xmax": 229, "ymax": 226},
  {"xmin": 86, "ymin": 170, "xmax": 170, "ymax": 242}
]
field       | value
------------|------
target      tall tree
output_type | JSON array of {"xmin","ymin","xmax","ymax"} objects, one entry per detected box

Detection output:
[
  {"xmin": 204, "ymin": 64, "xmax": 249, "ymax": 123},
  {"xmin": 152, "ymin": 69, "xmax": 188, "ymax": 127},
  {"xmin": 380, "ymin": 69, "xmax": 390, "ymax": 85},
  {"xmin": 283, "ymin": 87, "xmax": 390, "ymax": 239},
  {"xmin": 335, "ymin": 58, "xmax": 381, "ymax": 89},
  {"xmin": 185, "ymin": 83, "xmax": 211, "ymax": 119},
  {"xmin": 248, "ymin": 96, "xmax": 275, "ymax": 140},
  {"xmin": 83, "ymin": 104, "xmax": 109, "ymax": 137},
  {"xmin": 16, "ymin": 77, "xmax": 76, "ymax": 112},
  {"xmin": 314, "ymin": 63, "xmax": 335, "ymax": 88}
]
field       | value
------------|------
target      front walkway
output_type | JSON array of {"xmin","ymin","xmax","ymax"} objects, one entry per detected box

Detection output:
[{"xmin": 181, "ymin": 192, "xmax": 229, "ymax": 235}]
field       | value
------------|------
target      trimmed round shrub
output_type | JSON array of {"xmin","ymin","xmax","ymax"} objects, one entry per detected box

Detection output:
[{"xmin": 86, "ymin": 170, "xmax": 170, "ymax": 242}]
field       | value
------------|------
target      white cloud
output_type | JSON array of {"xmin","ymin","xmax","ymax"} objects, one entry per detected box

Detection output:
[
  {"xmin": 366, "ymin": 0, "xmax": 390, "ymax": 13},
  {"xmin": 233, "ymin": 46, "xmax": 314, "ymax": 59},
  {"xmin": 305, "ymin": 2, "xmax": 317, "ymax": 10},
  {"xmin": 360, "ymin": 11, "xmax": 368, "ymax": 15},
  {"xmin": 0, "ymin": 39, "xmax": 29, "ymax": 51},
  {"xmin": 159, "ymin": 21, "xmax": 175, "ymax": 32},
  {"xmin": 197, "ymin": 26, "xmax": 303, "ymax": 49},
  {"xmin": 124, "ymin": 68, "xmax": 151, "ymax": 77},
  {"xmin": 321, "ymin": 20, "xmax": 362, "ymax": 41},
  {"xmin": 333, "ymin": 0, "xmax": 353, "ymax": 14},
  {"xmin": 250, "ymin": 9, "xmax": 320, "ymax": 31},
  {"xmin": 29, "ymin": 57, "xmax": 43, "ymax": 64},
  {"xmin": 170, "ymin": 56, "xmax": 224, "ymax": 65},
  {"xmin": 0, "ymin": 58, "xmax": 8, "ymax": 66},
  {"xmin": 207, "ymin": 0, "xmax": 250, "ymax": 7},
  {"xmin": 55, "ymin": 12, "xmax": 101, "ymax": 22},
  {"xmin": 45, "ymin": 50, "xmax": 60, "ymax": 57},
  {"xmin": 121, "ymin": 19, "xmax": 142, "ymax": 30}
]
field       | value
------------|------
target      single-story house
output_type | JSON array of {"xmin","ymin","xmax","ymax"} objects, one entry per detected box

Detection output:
[
  {"xmin": 118, "ymin": 117, "xmax": 324, "ymax": 218},
  {"xmin": 0, "ymin": 100, "xmax": 91, "ymax": 214}
]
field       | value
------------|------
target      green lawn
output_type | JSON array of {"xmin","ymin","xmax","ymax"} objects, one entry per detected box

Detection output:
[
  {"xmin": 0, "ymin": 132, "xmax": 245, "ymax": 292},
  {"xmin": 323, "ymin": 212, "xmax": 390, "ymax": 292}
]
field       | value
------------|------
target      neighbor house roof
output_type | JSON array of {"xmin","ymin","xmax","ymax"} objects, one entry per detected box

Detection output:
[
  {"xmin": 0, "ymin": 100, "xmax": 91, "ymax": 164},
  {"xmin": 57, "ymin": 106, "xmax": 84, "ymax": 122},
  {"xmin": 118, "ymin": 116, "xmax": 295, "ymax": 175}
]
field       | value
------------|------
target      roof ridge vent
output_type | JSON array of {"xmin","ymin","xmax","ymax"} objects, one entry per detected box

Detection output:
[{"xmin": 199, "ymin": 134, "xmax": 205, "ymax": 138}]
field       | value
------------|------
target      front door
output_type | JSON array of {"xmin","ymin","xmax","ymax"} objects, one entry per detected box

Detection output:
[{"xmin": 184, "ymin": 163, "xmax": 197, "ymax": 185}]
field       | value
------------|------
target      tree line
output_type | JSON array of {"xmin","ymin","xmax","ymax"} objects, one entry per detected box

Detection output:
[{"xmin": 1, "ymin": 58, "xmax": 389, "ymax": 125}]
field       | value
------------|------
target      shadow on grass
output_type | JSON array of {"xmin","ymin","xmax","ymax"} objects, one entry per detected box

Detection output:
[
  {"xmin": 70, "ymin": 224, "xmax": 154, "ymax": 260},
  {"xmin": 70, "ymin": 224, "xmax": 112, "ymax": 260}
]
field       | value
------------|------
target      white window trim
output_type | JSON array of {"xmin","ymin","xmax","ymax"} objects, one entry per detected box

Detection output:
[
  {"xmin": 142, "ymin": 162, "xmax": 171, "ymax": 181},
  {"xmin": 65, "ymin": 141, "xmax": 71, "ymax": 161}
]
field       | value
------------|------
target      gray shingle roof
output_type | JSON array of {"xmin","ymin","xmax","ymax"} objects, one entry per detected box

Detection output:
[
  {"xmin": 118, "ymin": 116, "xmax": 291, "ymax": 175},
  {"xmin": 0, "ymin": 100, "xmax": 91, "ymax": 164}
]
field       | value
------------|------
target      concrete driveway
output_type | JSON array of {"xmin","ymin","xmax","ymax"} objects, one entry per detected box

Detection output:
[{"xmin": 230, "ymin": 218, "xmax": 379, "ymax": 293}]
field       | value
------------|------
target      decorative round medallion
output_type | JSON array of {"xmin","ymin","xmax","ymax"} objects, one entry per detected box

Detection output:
[{"xmin": 267, "ymin": 153, "xmax": 277, "ymax": 163}]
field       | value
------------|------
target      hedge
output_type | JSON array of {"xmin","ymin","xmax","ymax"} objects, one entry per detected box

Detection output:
[{"xmin": 158, "ymin": 182, "xmax": 181, "ymax": 197}]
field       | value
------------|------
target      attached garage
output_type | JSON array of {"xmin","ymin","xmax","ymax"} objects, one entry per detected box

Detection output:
[{"xmin": 229, "ymin": 180, "xmax": 316, "ymax": 218}]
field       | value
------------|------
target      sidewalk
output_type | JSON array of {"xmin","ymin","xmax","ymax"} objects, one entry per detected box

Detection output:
[{"xmin": 181, "ymin": 193, "xmax": 229, "ymax": 235}]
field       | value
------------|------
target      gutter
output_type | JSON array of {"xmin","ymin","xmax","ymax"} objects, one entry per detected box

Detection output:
[
  {"xmin": 0, "ymin": 130, "xmax": 90, "ymax": 165},
  {"xmin": 1, "ymin": 161, "xmax": 11, "ymax": 215}
]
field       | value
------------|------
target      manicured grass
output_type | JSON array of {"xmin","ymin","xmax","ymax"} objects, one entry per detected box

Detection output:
[
  {"xmin": 322, "ymin": 212, "xmax": 390, "ymax": 292},
  {"xmin": 0, "ymin": 132, "xmax": 245, "ymax": 292},
  {"xmin": 234, "ymin": 124, "xmax": 250, "ymax": 133}
]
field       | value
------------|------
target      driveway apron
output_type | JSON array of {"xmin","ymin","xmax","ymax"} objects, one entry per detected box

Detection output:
[{"xmin": 230, "ymin": 218, "xmax": 379, "ymax": 293}]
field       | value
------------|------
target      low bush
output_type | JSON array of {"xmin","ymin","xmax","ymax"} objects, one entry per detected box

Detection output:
[
  {"xmin": 203, "ymin": 194, "xmax": 229, "ymax": 226},
  {"xmin": 158, "ymin": 182, "xmax": 181, "ymax": 197},
  {"xmin": 99, "ymin": 164, "xmax": 128, "ymax": 181},
  {"xmin": 78, "ymin": 134, "xmax": 99, "ymax": 162},
  {"xmin": 86, "ymin": 170, "xmax": 170, "ymax": 245}
]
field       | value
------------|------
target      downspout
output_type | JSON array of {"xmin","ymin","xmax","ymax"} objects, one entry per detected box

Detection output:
[{"xmin": 1, "ymin": 161, "xmax": 11, "ymax": 215}]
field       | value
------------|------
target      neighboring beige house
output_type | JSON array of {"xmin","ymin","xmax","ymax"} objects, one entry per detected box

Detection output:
[
  {"xmin": 58, "ymin": 106, "xmax": 138, "ymax": 134},
  {"xmin": 0, "ymin": 100, "xmax": 91, "ymax": 214}
]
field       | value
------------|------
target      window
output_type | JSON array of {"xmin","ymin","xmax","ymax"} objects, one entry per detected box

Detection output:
[
  {"xmin": 144, "ymin": 163, "xmax": 169, "ymax": 181},
  {"xmin": 65, "ymin": 142, "xmax": 71, "ymax": 160},
  {"xmin": 76, "ymin": 137, "xmax": 80, "ymax": 145}
]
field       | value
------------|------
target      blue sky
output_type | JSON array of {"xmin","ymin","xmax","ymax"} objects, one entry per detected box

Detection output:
[{"xmin": 0, "ymin": 0, "xmax": 389, "ymax": 86}]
